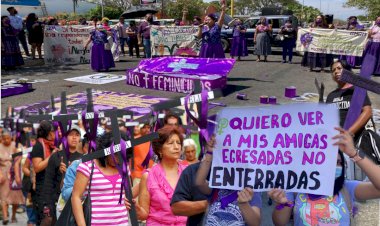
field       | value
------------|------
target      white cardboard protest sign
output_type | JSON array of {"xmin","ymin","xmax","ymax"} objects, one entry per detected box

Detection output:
[
  {"xmin": 296, "ymin": 28, "xmax": 368, "ymax": 56},
  {"xmin": 64, "ymin": 74, "xmax": 126, "ymax": 84},
  {"xmin": 210, "ymin": 103, "xmax": 340, "ymax": 196}
]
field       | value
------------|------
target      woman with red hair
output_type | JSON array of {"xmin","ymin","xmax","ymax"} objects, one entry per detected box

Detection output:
[{"xmin": 136, "ymin": 125, "xmax": 188, "ymax": 225}]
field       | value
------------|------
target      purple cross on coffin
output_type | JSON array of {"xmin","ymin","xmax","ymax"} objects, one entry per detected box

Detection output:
[{"xmin": 126, "ymin": 57, "xmax": 236, "ymax": 93}]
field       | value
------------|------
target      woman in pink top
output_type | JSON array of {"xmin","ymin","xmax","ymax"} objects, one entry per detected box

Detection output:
[
  {"xmin": 362, "ymin": 16, "xmax": 380, "ymax": 75},
  {"xmin": 136, "ymin": 125, "xmax": 188, "ymax": 225},
  {"xmin": 72, "ymin": 133, "xmax": 131, "ymax": 226}
]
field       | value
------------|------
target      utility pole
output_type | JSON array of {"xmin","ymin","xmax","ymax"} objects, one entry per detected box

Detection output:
[{"xmin": 230, "ymin": 0, "xmax": 234, "ymax": 17}]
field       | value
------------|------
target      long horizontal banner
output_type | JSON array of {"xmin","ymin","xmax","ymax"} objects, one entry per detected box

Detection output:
[
  {"xmin": 44, "ymin": 25, "xmax": 120, "ymax": 65},
  {"xmin": 14, "ymin": 90, "xmax": 168, "ymax": 116},
  {"xmin": 150, "ymin": 26, "xmax": 201, "ymax": 56},
  {"xmin": 210, "ymin": 103, "xmax": 340, "ymax": 196},
  {"xmin": 296, "ymin": 28, "xmax": 368, "ymax": 56},
  {"xmin": 126, "ymin": 57, "xmax": 235, "ymax": 93}
]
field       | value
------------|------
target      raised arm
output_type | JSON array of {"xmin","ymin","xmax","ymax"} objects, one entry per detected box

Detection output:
[
  {"xmin": 268, "ymin": 189, "xmax": 293, "ymax": 226},
  {"xmin": 195, "ymin": 136, "xmax": 215, "ymax": 195},
  {"xmin": 197, "ymin": 24, "xmax": 203, "ymax": 39},
  {"xmin": 238, "ymin": 188, "xmax": 261, "ymax": 226},
  {"xmin": 217, "ymin": 4, "xmax": 226, "ymax": 28},
  {"xmin": 228, "ymin": 18, "xmax": 237, "ymax": 27},
  {"xmin": 333, "ymin": 127, "xmax": 380, "ymax": 200}
]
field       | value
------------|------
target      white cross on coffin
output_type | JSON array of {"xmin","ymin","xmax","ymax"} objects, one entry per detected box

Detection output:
[{"xmin": 168, "ymin": 59, "xmax": 199, "ymax": 72}]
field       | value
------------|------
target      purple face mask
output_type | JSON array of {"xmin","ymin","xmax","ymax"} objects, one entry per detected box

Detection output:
[
  {"xmin": 316, "ymin": 19, "xmax": 322, "ymax": 24},
  {"xmin": 377, "ymin": 20, "xmax": 380, "ymax": 26}
]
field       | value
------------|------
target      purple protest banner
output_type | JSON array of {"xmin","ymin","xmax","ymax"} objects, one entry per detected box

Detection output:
[
  {"xmin": 13, "ymin": 90, "xmax": 169, "ymax": 116},
  {"xmin": 126, "ymin": 57, "xmax": 235, "ymax": 93},
  {"xmin": 1, "ymin": 83, "xmax": 33, "ymax": 98}
]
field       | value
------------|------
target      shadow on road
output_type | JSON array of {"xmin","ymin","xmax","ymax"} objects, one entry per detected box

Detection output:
[{"xmin": 222, "ymin": 84, "xmax": 250, "ymax": 96}]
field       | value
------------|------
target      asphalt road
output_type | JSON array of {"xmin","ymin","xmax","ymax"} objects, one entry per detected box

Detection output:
[
  {"xmin": 2, "ymin": 52, "xmax": 380, "ymax": 226},
  {"xmin": 2, "ymin": 52, "xmax": 380, "ymax": 116}
]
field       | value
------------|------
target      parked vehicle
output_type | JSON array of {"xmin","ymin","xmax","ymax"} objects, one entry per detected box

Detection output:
[{"xmin": 221, "ymin": 15, "xmax": 298, "ymax": 51}]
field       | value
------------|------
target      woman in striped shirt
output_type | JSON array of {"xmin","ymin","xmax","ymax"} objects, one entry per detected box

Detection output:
[{"xmin": 72, "ymin": 133, "xmax": 130, "ymax": 226}]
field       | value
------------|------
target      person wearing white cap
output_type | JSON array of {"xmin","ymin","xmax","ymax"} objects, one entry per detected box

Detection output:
[{"xmin": 39, "ymin": 125, "xmax": 83, "ymax": 225}]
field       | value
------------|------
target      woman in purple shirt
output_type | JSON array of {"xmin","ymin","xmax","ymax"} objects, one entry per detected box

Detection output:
[{"xmin": 197, "ymin": 4, "xmax": 226, "ymax": 58}]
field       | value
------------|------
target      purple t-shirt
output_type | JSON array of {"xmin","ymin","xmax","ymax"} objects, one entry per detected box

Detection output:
[
  {"xmin": 205, "ymin": 189, "xmax": 262, "ymax": 226},
  {"xmin": 286, "ymin": 180, "xmax": 360, "ymax": 226},
  {"xmin": 138, "ymin": 21, "xmax": 159, "ymax": 39}
]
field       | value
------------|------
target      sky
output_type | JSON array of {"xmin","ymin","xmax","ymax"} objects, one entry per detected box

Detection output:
[
  {"xmin": 1, "ymin": 0, "xmax": 97, "ymax": 17},
  {"xmin": 1, "ymin": 0, "xmax": 366, "ymax": 20},
  {"xmin": 204, "ymin": 0, "xmax": 366, "ymax": 20}
]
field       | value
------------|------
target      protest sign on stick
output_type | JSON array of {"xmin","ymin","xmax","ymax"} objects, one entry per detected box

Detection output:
[{"xmin": 210, "ymin": 103, "xmax": 340, "ymax": 196}]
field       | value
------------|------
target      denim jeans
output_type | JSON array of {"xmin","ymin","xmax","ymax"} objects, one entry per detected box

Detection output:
[
  {"xmin": 119, "ymin": 37, "xmax": 128, "ymax": 54},
  {"xmin": 143, "ymin": 38, "xmax": 151, "ymax": 58}
]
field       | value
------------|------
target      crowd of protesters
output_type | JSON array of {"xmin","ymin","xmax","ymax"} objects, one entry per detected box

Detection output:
[{"xmin": 2, "ymin": 4, "xmax": 379, "ymax": 76}]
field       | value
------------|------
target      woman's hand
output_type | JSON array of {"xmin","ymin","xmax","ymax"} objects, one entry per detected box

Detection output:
[
  {"xmin": 206, "ymin": 135, "xmax": 216, "ymax": 154},
  {"xmin": 333, "ymin": 127, "xmax": 357, "ymax": 157},
  {"xmin": 268, "ymin": 188, "xmax": 289, "ymax": 204},
  {"xmin": 238, "ymin": 187, "xmax": 254, "ymax": 204},
  {"xmin": 221, "ymin": 4, "xmax": 226, "ymax": 12},
  {"xmin": 124, "ymin": 197, "xmax": 134, "ymax": 211}
]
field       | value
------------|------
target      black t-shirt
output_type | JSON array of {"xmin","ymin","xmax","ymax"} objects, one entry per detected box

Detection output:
[
  {"xmin": 171, "ymin": 162, "xmax": 208, "ymax": 226},
  {"xmin": 326, "ymin": 86, "xmax": 371, "ymax": 129},
  {"xmin": 30, "ymin": 141, "xmax": 48, "ymax": 191},
  {"xmin": 42, "ymin": 150, "xmax": 82, "ymax": 207}
]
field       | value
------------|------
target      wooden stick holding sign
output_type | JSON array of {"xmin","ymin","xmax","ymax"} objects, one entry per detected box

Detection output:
[
  {"xmin": 340, "ymin": 69, "xmax": 380, "ymax": 94},
  {"xmin": 314, "ymin": 78, "xmax": 325, "ymax": 103}
]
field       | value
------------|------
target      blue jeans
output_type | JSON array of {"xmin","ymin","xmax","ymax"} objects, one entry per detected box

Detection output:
[
  {"xmin": 26, "ymin": 206, "xmax": 37, "ymax": 224},
  {"xmin": 119, "ymin": 37, "xmax": 128, "ymax": 54},
  {"xmin": 143, "ymin": 38, "xmax": 151, "ymax": 58},
  {"xmin": 282, "ymin": 39, "xmax": 294, "ymax": 62}
]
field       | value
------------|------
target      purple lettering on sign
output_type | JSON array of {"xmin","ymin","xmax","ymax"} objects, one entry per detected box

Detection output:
[{"xmin": 302, "ymin": 151, "xmax": 325, "ymax": 165}]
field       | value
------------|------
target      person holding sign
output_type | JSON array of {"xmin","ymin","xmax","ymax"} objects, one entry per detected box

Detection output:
[
  {"xmin": 340, "ymin": 16, "xmax": 365, "ymax": 68},
  {"xmin": 269, "ymin": 127, "xmax": 380, "ymax": 226},
  {"xmin": 362, "ymin": 16, "xmax": 380, "ymax": 76},
  {"xmin": 136, "ymin": 126, "xmax": 188, "ymax": 225},
  {"xmin": 197, "ymin": 4, "xmax": 226, "ymax": 58},
  {"xmin": 195, "ymin": 136, "xmax": 262, "ymax": 226},
  {"xmin": 302, "ymin": 15, "xmax": 330, "ymax": 72},
  {"xmin": 84, "ymin": 16, "xmax": 115, "ymax": 72}
]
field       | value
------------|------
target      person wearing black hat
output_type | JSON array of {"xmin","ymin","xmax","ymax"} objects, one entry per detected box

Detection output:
[
  {"xmin": 40, "ymin": 125, "xmax": 83, "ymax": 225},
  {"xmin": 7, "ymin": 7, "xmax": 30, "ymax": 57}
]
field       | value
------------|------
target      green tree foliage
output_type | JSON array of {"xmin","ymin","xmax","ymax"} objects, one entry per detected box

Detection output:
[
  {"xmin": 85, "ymin": 5, "xmax": 124, "ymax": 20},
  {"xmin": 286, "ymin": 2, "xmax": 322, "ymax": 24},
  {"xmin": 233, "ymin": 0, "xmax": 298, "ymax": 15},
  {"xmin": 344, "ymin": 0, "xmax": 380, "ymax": 21},
  {"xmin": 165, "ymin": 0, "xmax": 206, "ymax": 21}
]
